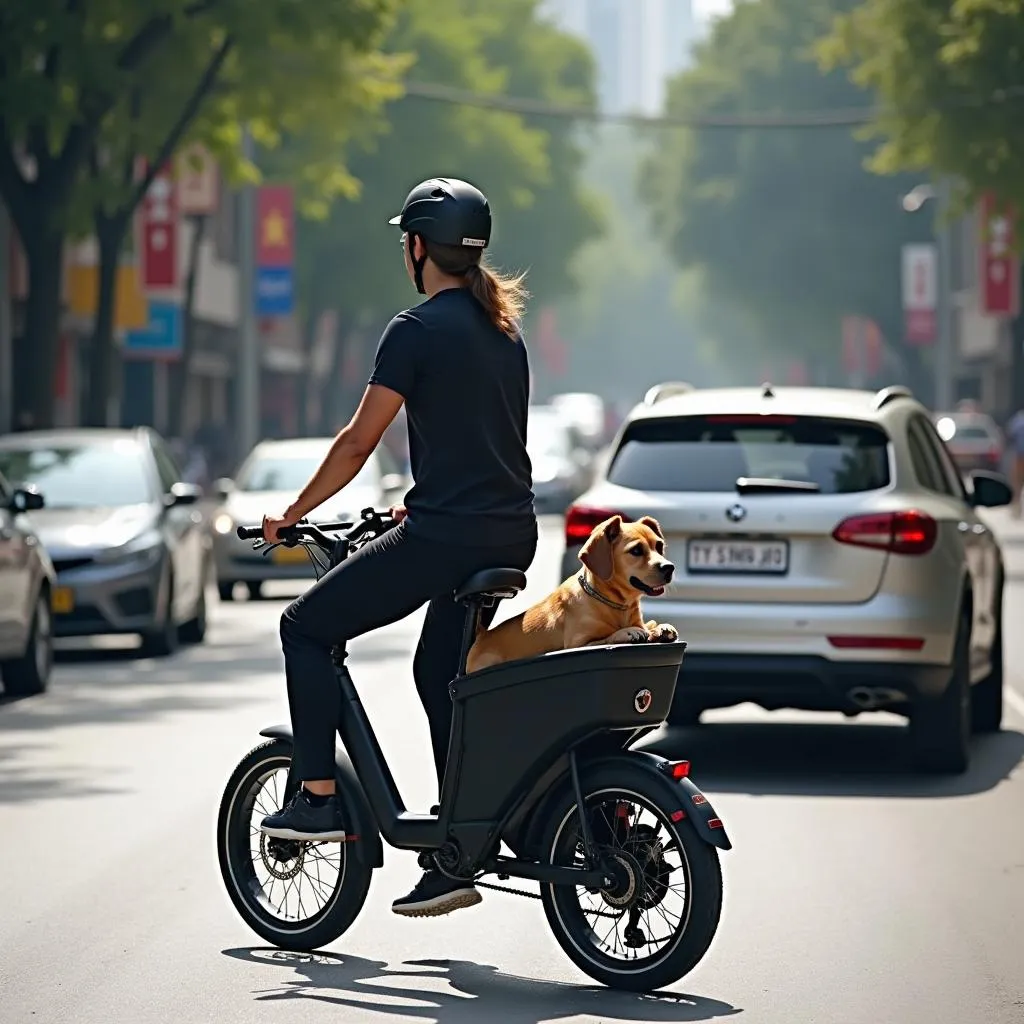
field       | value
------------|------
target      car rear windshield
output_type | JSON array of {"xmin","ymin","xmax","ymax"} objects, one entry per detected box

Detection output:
[{"xmin": 607, "ymin": 415, "xmax": 891, "ymax": 494}]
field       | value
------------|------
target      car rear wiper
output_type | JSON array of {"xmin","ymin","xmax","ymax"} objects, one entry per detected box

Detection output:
[{"xmin": 734, "ymin": 477, "xmax": 821, "ymax": 494}]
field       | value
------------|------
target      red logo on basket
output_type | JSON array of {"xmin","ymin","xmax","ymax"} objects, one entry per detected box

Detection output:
[
  {"xmin": 633, "ymin": 689, "xmax": 653, "ymax": 713},
  {"xmin": 691, "ymin": 793, "xmax": 707, "ymax": 806}
]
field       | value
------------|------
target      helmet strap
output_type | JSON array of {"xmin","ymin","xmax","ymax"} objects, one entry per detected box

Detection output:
[{"xmin": 410, "ymin": 233, "xmax": 428, "ymax": 295}]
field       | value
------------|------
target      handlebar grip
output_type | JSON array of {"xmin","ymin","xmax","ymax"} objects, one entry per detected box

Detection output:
[{"xmin": 236, "ymin": 525, "xmax": 264, "ymax": 540}]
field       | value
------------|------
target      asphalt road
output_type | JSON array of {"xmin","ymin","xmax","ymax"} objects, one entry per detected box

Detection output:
[{"xmin": 2, "ymin": 513, "xmax": 1023, "ymax": 1024}]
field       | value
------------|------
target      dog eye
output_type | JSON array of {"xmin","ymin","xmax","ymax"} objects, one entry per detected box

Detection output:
[
  {"xmin": 628, "ymin": 545, "xmax": 644, "ymax": 556},
  {"xmin": 655, "ymin": 541, "xmax": 664, "ymax": 554}
]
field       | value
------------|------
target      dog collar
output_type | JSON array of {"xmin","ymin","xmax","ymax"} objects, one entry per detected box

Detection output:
[{"xmin": 577, "ymin": 572, "xmax": 628, "ymax": 612}]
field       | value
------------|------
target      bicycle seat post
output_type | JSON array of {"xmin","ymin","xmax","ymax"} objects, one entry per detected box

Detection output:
[{"xmin": 456, "ymin": 595, "xmax": 490, "ymax": 678}]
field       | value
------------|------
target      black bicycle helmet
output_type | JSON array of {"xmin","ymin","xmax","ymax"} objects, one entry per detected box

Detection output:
[{"xmin": 389, "ymin": 177, "xmax": 491, "ymax": 293}]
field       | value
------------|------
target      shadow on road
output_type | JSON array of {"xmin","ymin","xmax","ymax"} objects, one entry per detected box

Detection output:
[
  {"xmin": 642, "ymin": 719, "xmax": 1024, "ymax": 799},
  {"xmin": 222, "ymin": 947, "xmax": 741, "ymax": 1022}
]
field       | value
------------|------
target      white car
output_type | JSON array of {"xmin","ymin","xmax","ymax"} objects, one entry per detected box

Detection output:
[
  {"xmin": 560, "ymin": 384, "xmax": 1014, "ymax": 773},
  {"xmin": 211, "ymin": 438, "xmax": 407, "ymax": 600}
]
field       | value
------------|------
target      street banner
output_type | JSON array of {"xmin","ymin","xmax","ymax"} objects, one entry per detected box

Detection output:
[
  {"xmin": 978, "ymin": 192, "xmax": 1020, "ymax": 317},
  {"xmin": 140, "ymin": 166, "xmax": 178, "ymax": 289},
  {"xmin": 901, "ymin": 243, "xmax": 937, "ymax": 345}
]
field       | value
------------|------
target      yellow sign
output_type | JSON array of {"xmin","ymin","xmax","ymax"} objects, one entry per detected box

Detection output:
[
  {"xmin": 66, "ymin": 263, "xmax": 148, "ymax": 330},
  {"xmin": 51, "ymin": 587, "xmax": 75, "ymax": 614},
  {"xmin": 262, "ymin": 209, "xmax": 289, "ymax": 250}
]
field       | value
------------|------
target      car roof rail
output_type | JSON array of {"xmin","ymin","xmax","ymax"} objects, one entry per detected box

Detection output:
[
  {"xmin": 643, "ymin": 381, "xmax": 695, "ymax": 405},
  {"xmin": 871, "ymin": 385, "xmax": 915, "ymax": 411}
]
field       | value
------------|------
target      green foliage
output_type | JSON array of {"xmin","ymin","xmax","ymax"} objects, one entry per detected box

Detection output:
[
  {"xmin": 296, "ymin": 0, "xmax": 604, "ymax": 333},
  {"xmin": 819, "ymin": 0, "xmax": 1024, "ymax": 219},
  {"xmin": 641, "ymin": 0, "xmax": 926, "ymax": 372},
  {"xmin": 0, "ymin": 0, "xmax": 403, "ymax": 234}
]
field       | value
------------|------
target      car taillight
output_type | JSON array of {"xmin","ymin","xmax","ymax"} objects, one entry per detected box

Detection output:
[
  {"xmin": 564, "ymin": 504, "xmax": 623, "ymax": 545},
  {"xmin": 831, "ymin": 510, "xmax": 937, "ymax": 555}
]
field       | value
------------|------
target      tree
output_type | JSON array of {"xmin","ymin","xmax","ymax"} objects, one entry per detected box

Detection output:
[
  {"xmin": 292, "ymin": 0, "xmax": 604, "ymax": 429},
  {"xmin": 819, "ymin": 0, "xmax": 1024, "ymax": 410},
  {"xmin": 0, "ymin": 0, "xmax": 401, "ymax": 428},
  {"xmin": 641, "ymin": 0, "xmax": 930, "ymax": 387},
  {"xmin": 819, "ymin": 0, "xmax": 1024, "ymax": 214}
]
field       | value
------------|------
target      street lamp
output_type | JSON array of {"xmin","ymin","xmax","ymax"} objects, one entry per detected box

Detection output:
[{"xmin": 901, "ymin": 180, "xmax": 954, "ymax": 410}]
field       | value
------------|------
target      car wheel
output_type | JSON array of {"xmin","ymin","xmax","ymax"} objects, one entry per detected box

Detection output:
[
  {"xmin": 1, "ymin": 591, "xmax": 53, "ymax": 697},
  {"xmin": 217, "ymin": 581, "xmax": 236, "ymax": 602},
  {"xmin": 909, "ymin": 611, "xmax": 970, "ymax": 774},
  {"xmin": 971, "ymin": 579, "xmax": 1003, "ymax": 734},
  {"xmin": 246, "ymin": 581, "xmax": 263, "ymax": 601},
  {"xmin": 140, "ymin": 569, "xmax": 179, "ymax": 658},
  {"xmin": 179, "ymin": 577, "xmax": 208, "ymax": 646}
]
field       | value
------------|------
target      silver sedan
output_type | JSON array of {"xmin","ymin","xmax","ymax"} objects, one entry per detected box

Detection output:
[
  {"xmin": 209, "ymin": 438, "xmax": 407, "ymax": 600},
  {"xmin": 0, "ymin": 429, "xmax": 210, "ymax": 657}
]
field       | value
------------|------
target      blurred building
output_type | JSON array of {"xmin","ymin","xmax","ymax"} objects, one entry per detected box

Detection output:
[{"xmin": 541, "ymin": 0, "xmax": 697, "ymax": 115}]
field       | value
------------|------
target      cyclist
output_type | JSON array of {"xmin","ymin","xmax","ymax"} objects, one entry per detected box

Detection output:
[{"xmin": 258, "ymin": 178, "xmax": 538, "ymax": 917}]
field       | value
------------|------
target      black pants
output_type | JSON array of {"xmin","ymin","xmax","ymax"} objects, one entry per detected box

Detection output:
[{"xmin": 280, "ymin": 521, "xmax": 537, "ymax": 788}]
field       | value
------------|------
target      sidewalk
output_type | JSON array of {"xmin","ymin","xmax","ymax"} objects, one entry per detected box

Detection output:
[{"xmin": 980, "ymin": 506, "xmax": 1024, "ymax": 547}]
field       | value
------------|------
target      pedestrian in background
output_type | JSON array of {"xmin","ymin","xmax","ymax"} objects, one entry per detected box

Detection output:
[{"xmin": 1008, "ymin": 406, "xmax": 1024, "ymax": 517}]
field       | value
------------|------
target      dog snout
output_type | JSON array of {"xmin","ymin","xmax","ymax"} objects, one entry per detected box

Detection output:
[{"xmin": 660, "ymin": 561, "xmax": 675, "ymax": 582}]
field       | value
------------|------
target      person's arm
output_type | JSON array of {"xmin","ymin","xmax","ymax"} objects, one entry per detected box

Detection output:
[{"xmin": 262, "ymin": 314, "xmax": 419, "ymax": 542}]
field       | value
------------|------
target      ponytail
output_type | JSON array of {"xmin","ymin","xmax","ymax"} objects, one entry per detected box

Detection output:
[
  {"xmin": 422, "ymin": 239, "xmax": 529, "ymax": 338},
  {"xmin": 465, "ymin": 261, "xmax": 529, "ymax": 337}
]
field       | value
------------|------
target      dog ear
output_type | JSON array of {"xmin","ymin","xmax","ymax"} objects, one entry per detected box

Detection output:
[
  {"xmin": 579, "ymin": 515, "xmax": 621, "ymax": 581},
  {"xmin": 639, "ymin": 515, "xmax": 664, "ymax": 538}
]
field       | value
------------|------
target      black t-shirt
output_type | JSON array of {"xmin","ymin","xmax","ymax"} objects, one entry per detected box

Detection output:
[{"xmin": 368, "ymin": 288, "xmax": 536, "ymax": 545}]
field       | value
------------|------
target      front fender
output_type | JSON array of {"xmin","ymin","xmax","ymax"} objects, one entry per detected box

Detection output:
[
  {"xmin": 521, "ymin": 749, "xmax": 732, "ymax": 855},
  {"xmin": 259, "ymin": 725, "xmax": 384, "ymax": 869}
]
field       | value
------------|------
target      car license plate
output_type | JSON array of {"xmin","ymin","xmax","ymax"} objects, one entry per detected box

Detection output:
[
  {"xmin": 687, "ymin": 539, "xmax": 789, "ymax": 575},
  {"xmin": 272, "ymin": 545, "xmax": 309, "ymax": 565},
  {"xmin": 51, "ymin": 586, "xmax": 75, "ymax": 614}
]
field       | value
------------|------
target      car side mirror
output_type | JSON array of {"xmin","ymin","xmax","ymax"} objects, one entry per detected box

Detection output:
[
  {"xmin": 212, "ymin": 477, "xmax": 235, "ymax": 500},
  {"xmin": 10, "ymin": 486, "xmax": 45, "ymax": 512},
  {"xmin": 166, "ymin": 481, "xmax": 203, "ymax": 507},
  {"xmin": 967, "ymin": 469, "xmax": 1013, "ymax": 508}
]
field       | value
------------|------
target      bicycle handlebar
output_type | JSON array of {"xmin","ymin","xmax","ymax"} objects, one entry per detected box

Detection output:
[{"xmin": 235, "ymin": 521, "xmax": 354, "ymax": 542}]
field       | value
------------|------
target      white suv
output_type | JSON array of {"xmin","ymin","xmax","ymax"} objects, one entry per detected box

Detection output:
[{"xmin": 560, "ymin": 384, "xmax": 1014, "ymax": 774}]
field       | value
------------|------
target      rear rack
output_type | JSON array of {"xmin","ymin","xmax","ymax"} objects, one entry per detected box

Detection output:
[
  {"xmin": 643, "ymin": 381, "xmax": 695, "ymax": 405},
  {"xmin": 871, "ymin": 385, "xmax": 914, "ymax": 411}
]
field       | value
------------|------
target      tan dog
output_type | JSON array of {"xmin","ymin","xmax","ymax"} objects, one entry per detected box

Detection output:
[{"xmin": 466, "ymin": 515, "xmax": 679, "ymax": 673}]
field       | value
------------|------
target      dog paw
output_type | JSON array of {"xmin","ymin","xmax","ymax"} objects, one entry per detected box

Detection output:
[
  {"xmin": 608, "ymin": 626, "xmax": 649, "ymax": 645},
  {"xmin": 647, "ymin": 623, "xmax": 679, "ymax": 644}
]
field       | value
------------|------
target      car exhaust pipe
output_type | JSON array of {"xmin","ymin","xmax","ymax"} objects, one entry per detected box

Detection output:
[{"xmin": 847, "ymin": 686, "xmax": 908, "ymax": 710}]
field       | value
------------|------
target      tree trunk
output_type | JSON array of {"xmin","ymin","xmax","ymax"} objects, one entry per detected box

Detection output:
[
  {"xmin": 167, "ymin": 213, "xmax": 207, "ymax": 440},
  {"xmin": 84, "ymin": 213, "xmax": 130, "ymax": 426},
  {"xmin": 15, "ymin": 229, "xmax": 65, "ymax": 429}
]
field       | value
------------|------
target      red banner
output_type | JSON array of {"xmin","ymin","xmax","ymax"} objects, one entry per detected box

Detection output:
[
  {"xmin": 979, "ymin": 192, "xmax": 1020, "ymax": 317},
  {"xmin": 140, "ymin": 165, "xmax": 178, "ymax": 288},
  {"xmin": 256, "ymin": 185, "xmax": 295, "ymax": 267}
]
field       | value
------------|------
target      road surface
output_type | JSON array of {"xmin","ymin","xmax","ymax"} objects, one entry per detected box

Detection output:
[{"xmin": 2, "ymin": 513, "xmax": 1023, "ymax": 1024}]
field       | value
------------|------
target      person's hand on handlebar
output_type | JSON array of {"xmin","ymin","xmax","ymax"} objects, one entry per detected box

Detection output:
[
  {"xmin": 389, "ymin": 504, "xmax": 408, "ymax": 524},
  {"xmin": 262, "ymin": 508, "xmax": 301, "ymax": 543}
]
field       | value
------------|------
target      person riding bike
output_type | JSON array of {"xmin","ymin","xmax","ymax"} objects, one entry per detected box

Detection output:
[{"xmin": 258, "ymin": 177, "xmax": 538, "ymax": 917}]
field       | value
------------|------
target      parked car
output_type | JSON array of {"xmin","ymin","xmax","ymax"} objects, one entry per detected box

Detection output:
[
  {"xmin": 0, "ymin": 473, "xmax": 55, "ymax": 695},
  {"xmin": 210, "ymin": 437, "xmax": 408, "ymax": 600},
  {"xmin": 561, "ymin": 383, "xmax": 1013, "ymax": 774},
  {"xmin": 933, "ymin": 410, "xmax": 1005, "ymax": 476},
  {"xmin": 528, "ymin": 405, "xmax": 592, "ymax": 513},
  {"xmin": 0, "ymin": 429, "xmax": 210, "ymax": 657}
]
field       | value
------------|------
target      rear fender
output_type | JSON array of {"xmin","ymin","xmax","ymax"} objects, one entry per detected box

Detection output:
[
  {"xmin": 258, "ymin": 725, "xmax": 384, "ymax": 868},
  {"xmin": 521, "ymin": 749, "xmax": 732, "ymax": 854}
]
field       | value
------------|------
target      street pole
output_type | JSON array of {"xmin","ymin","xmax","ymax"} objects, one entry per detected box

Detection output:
[
  {"xmin": 0, "ymin": 201, "xmax": 11, "ymax": 434},
  {"xmin": 934, "ymin": 178, "xmax": 955, "ymax": 411},
  {"xmin": 237, "ymin": 127, "xmax": 259, "ymax": 459}
]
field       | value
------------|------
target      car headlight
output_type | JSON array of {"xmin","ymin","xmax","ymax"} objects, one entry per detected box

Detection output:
[
  {"xmin": 213, "ymin": 512, "xmax": 234, "ymax": 535},
  {"xmin": 95, "ymin": 529, "xmax": 164, "ymax": 568}
]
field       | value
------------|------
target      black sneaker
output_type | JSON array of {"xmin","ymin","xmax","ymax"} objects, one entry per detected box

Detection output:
[
  {"xmin": 391, "ymin": 869, "xmax": 482, "ymax": 918},
  {"xmin": 260, "ymin": 788, "xmax": 347, "ymax": 841}
]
